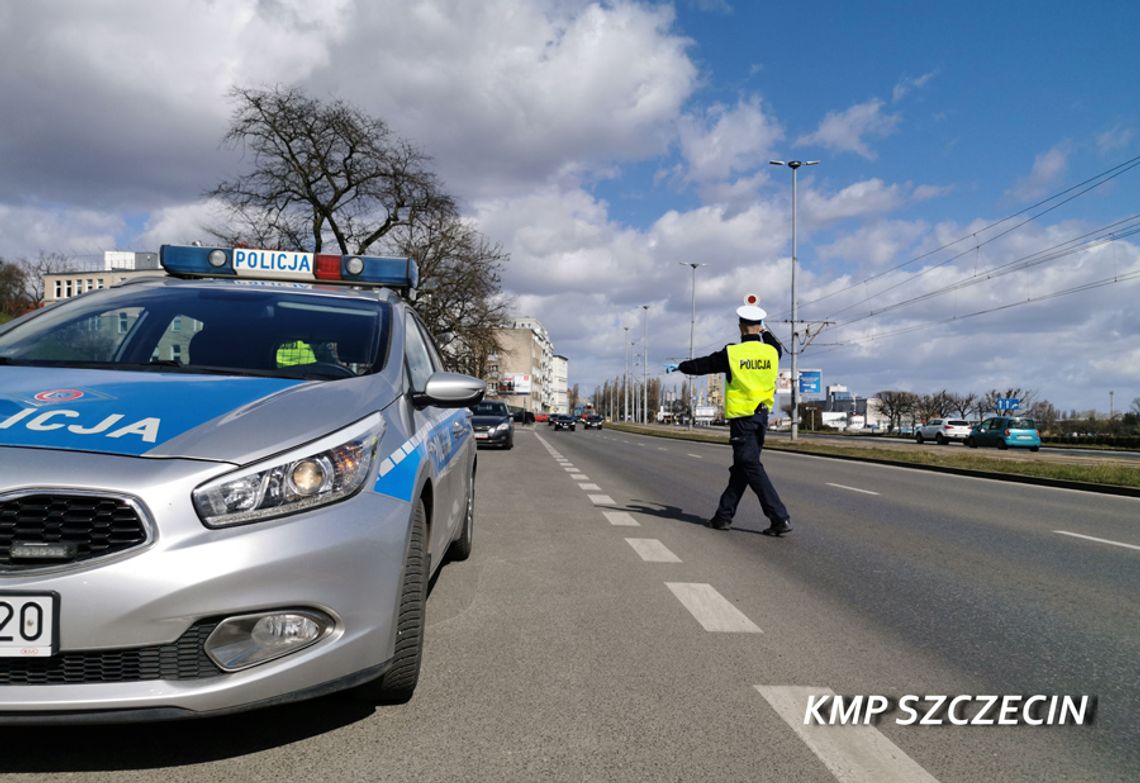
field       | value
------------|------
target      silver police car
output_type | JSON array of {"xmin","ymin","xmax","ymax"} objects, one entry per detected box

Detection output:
[{"xmin": 0, "ymin": 244, "xmax": 484, "ymax": 722}]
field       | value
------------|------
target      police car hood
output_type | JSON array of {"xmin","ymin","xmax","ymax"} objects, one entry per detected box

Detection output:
[{"xmin": 0, "ymin": 366, "xmax": 395, "ymax": 463}]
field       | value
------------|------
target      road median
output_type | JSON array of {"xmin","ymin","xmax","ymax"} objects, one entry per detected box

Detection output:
[{"xmin": 606, "ymin": 423, "xmax": 1140, "ymax": 497}]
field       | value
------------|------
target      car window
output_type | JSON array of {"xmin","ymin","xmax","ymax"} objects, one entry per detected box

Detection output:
[
  {"xmin": 471, "ymin": 401, "xmax": 509, "ymax": 416},
  {"xmin": 929, "ymin": 419, "xmax": 941, "ymax": 426},
  {"xmin": 947, "ymin": 420, "xmax": 969, "ymax": 426},
  {"xmin": 1010, "ymin": 418, "xmax": 1035, "ymax": 429},
  {"xmin": 403, "ymin": 312, "xmax": 434, "ymax": 392},
  {"xmin": 987, "ymin": 419, "xmax": 1002, "ymax": 430},
  {"xmin": 0, "ymin": 286, "xmax": 387, "ymax": 380}
]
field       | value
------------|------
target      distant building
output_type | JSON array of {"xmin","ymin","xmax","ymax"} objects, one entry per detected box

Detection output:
[
  {"xmin": 487, "ymin": 317, "xmax": 556, "ymax": 414},
  {"xmin": 552, "ymin": 354, "xmax": 569, "ymax": 414},
  {"xmin": 43, "ymin": 251, "xmax": 164, "ymax": 305}
]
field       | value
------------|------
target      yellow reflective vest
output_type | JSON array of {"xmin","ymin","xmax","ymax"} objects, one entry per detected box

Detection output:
[
  {"xmin": 724, "ymin": 341, "xmax": 779, "ymax": 419},
  {"xmin": 276, "ymin": 340, "xmax": 317, "ymax": 366}
]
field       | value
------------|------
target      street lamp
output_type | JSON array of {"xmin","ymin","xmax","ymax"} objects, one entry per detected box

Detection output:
[
  {"xmin": 770, "ymin": 158, "xmax": 820, "ymax": 441},
  {"xmin": 679, "ymin": 262, "xmax": 706, "ymax": 429},
  {"xmin": 623, "ymin": 326, "xmax": 631, "ymax": 423},
  {"xmin": 641, "ymin": 305, "xmax": 650, "ymax": 424}
]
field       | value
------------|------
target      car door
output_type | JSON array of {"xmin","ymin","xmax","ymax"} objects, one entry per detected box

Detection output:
[{"xmin": 403, "ymin": 313, "xmax": 470, "ymax": 557}]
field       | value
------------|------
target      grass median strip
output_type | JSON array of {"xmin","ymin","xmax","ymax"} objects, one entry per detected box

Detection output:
[{"xmin": 608, "ymin": 423, "xmax": 1140, "ymax": 490}]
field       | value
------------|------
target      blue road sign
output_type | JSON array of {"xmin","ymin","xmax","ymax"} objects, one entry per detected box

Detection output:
[
  {"xmin": 997, "ymin": 398, "xmax": 1021, "ymax": 411},
  {"xmin": 798, "ymin": 370, "xmax": 822, "ymax": 394}
]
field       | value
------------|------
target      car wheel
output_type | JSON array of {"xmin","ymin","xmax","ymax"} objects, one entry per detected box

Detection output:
[
  {"xmin": 448, "ymin": 478, "xmax": 474, "ymax": 562},
  {"xmin": 915, "ymin": 433, "xmax": 924, "ymax": 444},
  {"xmin": 998, "ymin": 440, "xmax": 1008, "ymax": 450},
  {"xmin": 504, "ymin": 436, "xmax": 514, "ymax": 450},
  {"xmin": 936, "ymin": 434, "xmax": 946, "ymax": 445},
  {"xmin": 353, "ymin": 500, "xmax": 428, "ymax": 704},
  {"xmin": 966, "ymin": 437, "xmax": 976, "ymax": 448},
  {"xmin": 1030, "ymin": 446, "xmax": 1040, "ymax": 452}
]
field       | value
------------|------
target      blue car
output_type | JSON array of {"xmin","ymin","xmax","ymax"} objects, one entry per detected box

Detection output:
[{"xmin": 965, "ymin": 416, "xmax": 1041, "ymax": 451}]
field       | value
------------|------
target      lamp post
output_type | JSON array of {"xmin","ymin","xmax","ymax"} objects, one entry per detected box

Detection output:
[
  {"xmin": 623, "ymin": 326, "xmax": 631, "ymax": 423},
  {"xmin": 769, "ymin": 158, "xmax": 819, "ymax": 442},
  {"xmin": 641, "ymin": 305, "xmax": 650, "ymax": 424},
  {"xmin": 679, "ymin": 262, "xmax": 705, "ymax": 429}
]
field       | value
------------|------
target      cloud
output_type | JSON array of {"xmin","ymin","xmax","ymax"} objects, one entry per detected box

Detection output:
[
  {"xmin": 0, "ymin": 204, "xmax": 123, "ymax": 261},
  {"xmin": 891, "ymin": 72, "xmax": 937, "ymax": 102},
  {"xmin": 796, "ymin": 98, "xmax": 901, "ymax": 159},
  {"xmin": 1007, "ymin": 143, "xmax": 1070, "ymax": 202},
  {"xmin": 1096, "ymin": 124, "xmax": 1135, "ymax": 155},
  {"xmin": 677, "ymin": 96, "xmax": 784, "ymax": 183},
  {"xmin": 800, "ymin": 179, "xmax": 910, "ymax": 223}
]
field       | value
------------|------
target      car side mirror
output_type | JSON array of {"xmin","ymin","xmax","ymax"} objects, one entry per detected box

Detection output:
[{"xmin": 412, "ymin": 372, "xmax": 486, "ymax": 409}]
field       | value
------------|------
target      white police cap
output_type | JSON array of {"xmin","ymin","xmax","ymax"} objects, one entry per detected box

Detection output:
[{"xmin": 737, "ymin": 293, "xmax": 766, "ymax": 323}]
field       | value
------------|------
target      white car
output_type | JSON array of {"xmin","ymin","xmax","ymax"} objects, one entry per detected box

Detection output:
[{"xmin": 916, "ymin": 418, "xmax": 972, "ymax": 445}]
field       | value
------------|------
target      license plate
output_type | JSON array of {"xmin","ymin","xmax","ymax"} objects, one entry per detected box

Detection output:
[
  {"xmin": 0, "ymin": 592, "xmax": 58, "ymax": 657},
  {"xmin": 475, "ymin": 433, "xmax": 488, "ymax": 439}
]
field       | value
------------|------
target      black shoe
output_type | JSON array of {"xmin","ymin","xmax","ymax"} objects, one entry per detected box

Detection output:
[
  {"xmin": 705, "ymin": 517, "xmax": 733, "ymax": 530},
  {"xmin": 760, "ymin": 520, "xmax": 792, "ymax": 537}
]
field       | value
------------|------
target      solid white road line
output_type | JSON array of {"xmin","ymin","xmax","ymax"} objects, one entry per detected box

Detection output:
[
  {"xmin": 579, "ymin": 483, "xmax": 601, "ymax": 491},
  {"xmin": 826, "ymin": 482, "xmax": 880, "ymax": 496},
  {"xmin": 625, "ymin": 538, "xmax": 682, "ymax": 563},
  {"xmin": 1054, "ymin": 530, "xmax": 1140, "ymax": 552},
  {"xmin": 753, "ymin": 686, "xmax": 941, "ymax": 783},
  {"xmin": 603, "ymin": 511, "xmax": 640, "ymax": 527},
  {"xmin": 687, "ymin": 453, "xmax": 703, "ymax": 459},
  {"xmin": 665, "ymin": 583, "xmax": 762, "ymax": 633},
  {"xmin": 589, "ymin": 494, "xmax": 616, "ymax": 505}
]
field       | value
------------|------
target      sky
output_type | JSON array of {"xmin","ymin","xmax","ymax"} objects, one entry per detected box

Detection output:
[{"xmin": 2, "ymin": 0, "xmax": 1139, "ymax": 414}]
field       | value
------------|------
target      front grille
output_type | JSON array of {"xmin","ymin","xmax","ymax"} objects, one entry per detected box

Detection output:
[
  {"xmin": 0, "ymin": 621, "xmax": 222, "ymax": 685},
  {"xmin": 0, "ymin": 494, "xmax": 149, "ymax": 571}
]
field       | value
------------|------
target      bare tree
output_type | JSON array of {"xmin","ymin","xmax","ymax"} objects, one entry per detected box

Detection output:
[
  {"xmin": 208, "ymin": 86, "xmax": 508, "ymax": 371},
  {"xmin": 945, "ymin": 391, "xmax": 978, "ymax": 420},
  {"xmin": 0, "ymin": 261, "xmax": 29, "ymax": 321},
  {"xmin": 210, "ymin": 86, "xmax": 455, "ymax": 255},
  {"xmin": 916, "ymin": 391, "xmax": 951, "ymax": 422},
  {"xmin": 874, "ymin": 390, "xmax": 918, "ymax": 432}
]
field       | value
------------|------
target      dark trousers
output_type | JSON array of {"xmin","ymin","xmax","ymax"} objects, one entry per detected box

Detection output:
[{"xmin": 714, "ymin": 406, "xmax": 789, "ymax": 525}]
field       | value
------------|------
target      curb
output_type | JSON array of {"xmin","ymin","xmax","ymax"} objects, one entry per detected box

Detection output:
[{"xmin": 607, "ymin": 424, "xmax": 1140, "ymax": 499}]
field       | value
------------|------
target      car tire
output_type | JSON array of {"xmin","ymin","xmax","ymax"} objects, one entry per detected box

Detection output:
[
  {"xmin": 1030, "ymin": 446, "xmax": 1040, "ymax": 452},
  {"xmin": 448, "ymin": 479, "xmax": 474, "ymax": 562},
  {"xmin": 915, "ymin": 433, "xmax": 924, "ymax": 444},
  {"xmin": 353, "ymin": 500, "xmax": 428, "ymax": 704},
  {"xmin": 504, "ymin": 436, "xmax": 513, "ymax": 450},
  {"xmin": 936, "ymin": 434, "xmax": 946, "ymax": 445},
  {"xmin": 998, "ymin": 440, "xmax": 1008, "ymax": 450},
  {"xmin": 966, "ymin": 437, "xmax": 976, "ymax": 448}
]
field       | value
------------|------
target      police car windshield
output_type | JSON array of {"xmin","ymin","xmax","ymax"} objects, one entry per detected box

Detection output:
[{"xmin": 0, "ymin": 284, "xmax": 390, "ymax": 380}]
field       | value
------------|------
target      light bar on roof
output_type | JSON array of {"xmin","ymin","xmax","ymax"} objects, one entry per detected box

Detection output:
[{"xmin": 159, "ymin": 245, "xmax": 419, "ymax": 291}]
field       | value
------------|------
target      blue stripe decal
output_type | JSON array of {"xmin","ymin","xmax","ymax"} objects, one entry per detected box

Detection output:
[{"xmin": 372, "ymin": 410, "xmax": 468, "ymax": 502}]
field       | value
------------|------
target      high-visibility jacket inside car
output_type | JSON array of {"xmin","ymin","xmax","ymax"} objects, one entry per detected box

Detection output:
[{"xmin": 724, "ymin": 341, "xmax": 778, "ymax": 418}]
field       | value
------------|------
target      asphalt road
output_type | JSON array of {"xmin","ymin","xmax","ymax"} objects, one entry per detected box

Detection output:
[{"xmin": 2, "ymin": 426, "xmax": 1136, "ymax": 782}]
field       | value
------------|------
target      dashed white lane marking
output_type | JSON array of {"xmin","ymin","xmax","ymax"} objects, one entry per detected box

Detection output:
[
  {"xmin": 603, "ymin": 511, "xmax": 640, "ymax": 527},
  {"xmin": 564, "ymin": 466, "xmax": 580, "ymax": 472},
  {"xmin": 625, "ymin": 538, "xmax": 682, "ymax": 563},
  {"xmin": 589, "ymin": 494, "xmax": 616, "ymax": 505},
  {"xmin": 826, "ymin": 482, "xmax": 880, "ymax": 496},
  {"xmin": 657, "ymin": 447, "xmax": 667, "ymax": 451},
  {"xmin": 665, "ymin": 583, "xmax": 762, "ymax": 633},
  {"xmin": 687, "ymin": 453, "xmax": 703, "ymax": 459},
  {"xmin": 1054, "ymin": 530, "xmax": 1140, "ymax": 552},
  {"xmin": 753, "ymin": 686, "xmax": 941, "ymax": 783},
  {"xmin": 579, "ymin": 483, "xmax": 602, "ymax": 491},
  {"xmin": 570, "ymin": 474, "xmax": 589, "ymax": 481}
]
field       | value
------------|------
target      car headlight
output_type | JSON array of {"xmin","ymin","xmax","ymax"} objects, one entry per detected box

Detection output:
[
  {"xmin": 193, "ymin": 414, "xmax": 382, "ymax": 528},
  {"xmin": 493, "ymin": 421, "xmax": 510, "ymax": 433}
]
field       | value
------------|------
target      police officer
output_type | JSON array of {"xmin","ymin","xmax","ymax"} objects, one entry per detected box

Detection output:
[{"xmin": 674, "ymin": 298, "xmax": 791, "ymax": 536}]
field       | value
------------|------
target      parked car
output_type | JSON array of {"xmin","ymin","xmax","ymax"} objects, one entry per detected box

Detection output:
[
  {"xmin": 916, "ymin": 418, "xmax": 972, "ymax": 445},
  {"xmin": 552, "ymin": 414, "xmax": 576, "ymax": 431},
  {"xmin": 965, "ymin": 416, "xmax": 1041, "ymax": 451},
  {"xmin": 470, "ymin": 400, "xmax": 514, "ymax": 449},
  {"xmin": 583, "ymin": 414, "xmax": 604, "ymax": 430},
  {"xmin": 0, "ymin": 243, "xmax": 485, "ymax": 721}
]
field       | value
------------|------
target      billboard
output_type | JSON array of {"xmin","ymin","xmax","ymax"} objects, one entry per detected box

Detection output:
[
  {"xmin": 798, "ymin": 369, "xmax": 822, "ymax": 394},
  {"xmin": 497, "ymin": 373, "xmax": 532, "ymax": 395},
  {"xmin": 776, "ymin": 370, "xmax": 793, "ymax": 395}
]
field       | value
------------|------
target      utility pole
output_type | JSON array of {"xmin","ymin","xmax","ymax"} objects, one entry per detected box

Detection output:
[
  {"xmin": 679, "ymin": 262, "xmax": 705, "ymax": 429},
  {"xmin": 641, "ymin": 305, "xmax": 650, "ymax": 424}
]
